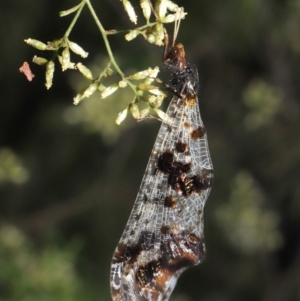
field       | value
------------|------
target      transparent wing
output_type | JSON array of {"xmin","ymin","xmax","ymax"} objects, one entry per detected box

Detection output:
[{"xmin": 110, "ymin": 93, "xmax": 213, "ymax": 301}]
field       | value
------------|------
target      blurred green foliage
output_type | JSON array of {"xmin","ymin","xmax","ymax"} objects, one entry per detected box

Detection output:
[
  {"xmin": 216, "ymin": 171, "xmax": 282, "ymax": 253},
  {"xmin": 243, "ymin": 80, "xmax": 283, "ymax": 131},
  {"xmin": 0, "ymin": 149, "xmax": 29, "ymax": 184},
  {"xmin": 0, "ymin": 225, "xmax": 100, "ymax": 301},
  {"xmin": 1, "ymin": 0, "xmax": 300, "ymax": 300},
  {"xmin": 65, "ymin": 55, "xmax": 137, "ymax": 144}
]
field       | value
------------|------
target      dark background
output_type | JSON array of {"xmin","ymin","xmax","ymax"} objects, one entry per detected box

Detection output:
[{"xmin": 1, "ymin": 0, "xmax": 300, "ymax": 300}]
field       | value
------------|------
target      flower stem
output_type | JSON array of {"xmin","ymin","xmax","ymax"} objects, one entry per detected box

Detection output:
[
  {"xmin": 64, "ymin": 2, "xmax": 86, "ymax": 38},
  {"xmin": 105, "ymin": 22, "xmax": 157, "ymax": 35},
  {"xmin": 84, "ymin": 0, "xmax": 138, "ymax": 95}
]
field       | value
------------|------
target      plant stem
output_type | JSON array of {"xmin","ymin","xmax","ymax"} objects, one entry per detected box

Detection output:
[
  {"xmin": 84, "ymin": 0, "xmax": 138, "ymax": 95},
  {"xmin": 105, "ymin": 22, "xmax": 157, "ymax": 35},
  {"xmin": 64, "ymin": 2, "xmax": 86, "ymax": 38}
]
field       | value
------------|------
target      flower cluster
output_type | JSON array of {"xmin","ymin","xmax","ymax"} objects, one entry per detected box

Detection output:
[
  {"xmin": 25, "ymin": 38, "xmax": 89, "ymax": 89},
  {"xmin": 123, "ymin": 0, "xmax": 186, "ymax": 46},
  {"xmin": 23, "ymin": 0, "xmax": 186, "ymax": 124}
]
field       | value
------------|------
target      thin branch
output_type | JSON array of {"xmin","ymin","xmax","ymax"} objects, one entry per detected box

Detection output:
[
  {"xmin": 84, "ymin": 0, "xmax": 138, "ymax": 95},
  {"xmin": 64, "ymin": 1, "xmax": 86, "ymax": 38}
]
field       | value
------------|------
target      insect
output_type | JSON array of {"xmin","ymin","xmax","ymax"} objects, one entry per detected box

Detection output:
[{"xmin": 110, "ymin": 31, "xmax": 213, "ymax": 301}]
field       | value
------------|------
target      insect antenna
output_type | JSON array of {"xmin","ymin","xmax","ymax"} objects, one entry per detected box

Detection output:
[{"xmin": 172, "ymin": 7, "xmax": 184, "ymax": 46}]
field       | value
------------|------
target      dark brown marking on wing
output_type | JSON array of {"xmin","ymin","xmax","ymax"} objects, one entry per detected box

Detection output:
[
  {"xmin": 168, "ymin": 162, "xmax": 192, "ymax": 194},
  {"xmin": 184, "ymin": 121, "xmax": 191, "ymax": 128},
  {"xmin": 136, "ymin": 260, "xmax": 162, "ymax": 287},
  {"xmin": 157, "ymin": 151, "xmax": 174, "ymax": 173},
  {"xmin": 175, "ymin": 141, "xmax": 188, "ymax": 153},
  {"xmin": 198, "ymin": 168, "xmax": 214, "ymax": 190},
  {"xmin": 160, "ymin": 227, "xmax": 206, "ymax": 270},
  {"xmin": 123, "ymin": 244, "xmax": 142, "ymax": 263},
  {"xmin": 185, "ymin": 95, "xmax": 196, "ymax": 106},
  {"xmin": 134, "ymin": 227, "xmax": 206, "ymax": 293},
  {"xmin": 190, "ymin": 126, "xmax": 206, "ymax": 140},
  {"xmin": 138, "ymin": 231, "xmax": 156, "ymax": 251},
  {"xmin": 114, "ymin": 231, "xmax": 157, "ymax": 266},
  {"xmin": 142, "ymin": 193, "xmax": 149, "ymax": 204},
  {"xmin": 156, "ymin": 147, "xmax": 213, "ymax": 196},
  {"xmin": 112, "ymin": 243, "xmax": 127, "ymax": 263},
  {"xmin": 134, "ymin": 213, "xmax": 141, "ymax": 221},
  {"xmin": 164, "ymin": 196, "xmax": 176, "ymax": 208}
]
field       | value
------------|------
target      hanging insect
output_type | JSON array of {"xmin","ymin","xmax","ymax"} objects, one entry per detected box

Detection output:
[{"xmin": 110, "ymin": 25, "xmax": 213, "ymax": 301}]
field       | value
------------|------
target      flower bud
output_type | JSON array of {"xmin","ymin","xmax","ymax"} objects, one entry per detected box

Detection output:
[
  {"xmin": 130, "ymin": 103, "xmax": 140, "ymax": 119},
  {"xmin": 97, "ymin": 84, "xmax": 106, "ymax": 92},
  {"xmin": 24, "ymin": 38, "xmax": 47, "ymax": 51},
  {"xmin": 128, "ymin": 69, "xmax": 151, "ymax": 80},
  {"xmin": 58, "ymin": 55, "xmax": 75, "ymax": 70},
  {"xmin": 148, "ymin": 94, "xmax": 164, "ymax": 108},
  {"xmin": 144, "ymin": 66, "xmax": 160, "ymax": 84},
  {"xmin": 32, "ymin": 56, "xmax": 48, "ymax": 66},
  {"xmin": 165, "ymin": 0, "xmax": 179, "ymax": 12},
  {"xmin": 47, "ymin": 38, "xmax": 63, "ymax": 50},
  {"xmin": 129, "ymin": 67, "xmax": 160, "ymax": 82},
  {"xmin": 138, "ymin": 83, "xmax": 165, "ymax": 96},
  {"xmin": 122, "ymin": 0, "xmax": 137, "ymax": 24},
  {"xmin": 161, "ymin": 14, "xmax": 176, "ymax": 23},
  {"xmin": 45, "ymin": 61, "xmax": 55, "ymax": 89},
  {"xmin": 83, "ymin": 82, "xmax": 98, "ymax": 98},
  {"xmin": 154, "ymin": 108, "xmax": 171, "ymax": 123},
  {"xmin": 73, "ymin": 93, "xmax": 84, "ymax": 105},
  {"xmin": 68, "ymin": 41, "xmax": 89, "ymax": 58},
  {"xmin": 137, "ymin": 83, "xmax": 157, "ymax": 91},
  {"xmin": 125, "ymin": 29, "xmax": 139, "ymax": 41},
  {"xmin": 146, "ymin": 33, "xmax": 156, "ymax": 44},
  {"xmin": 140, "ymin": 0, "xmax": 151, "ymax": 23},
  {"xmin": 105, "ymin": 68, "xmax": 113, "ymax": 77},
  {"xmin": 155, "ymin": 0, "xmax": 168, "ymax": 19},
  {"xmin": 101, "ymin": 84, "xmax": 118, "ymax": 99},
  {"xmin": 151, "ymin": 23, "xmax": 164, "ymax": 45},
  {"xmin": 77, "ymin": 63, "xmax": 93, "ymax": 80},
  {"xmin": 139, "ymin": 108, "xmax": 150, "ymax": 119},
  {"xmin": 137, "ymin": 89, "xmax": 144, "ymax": 97},
  {"xmin": 61, "ymin": 47, "xmax": 70, "ymax": 71},
  {"xmin": 116, "ymin": 107, "xmax": 128, "ymax": 125},
  {"xmin": 162, "ymin": 10, "xmax": 187, "ymax": 23},
  {"xmin": 118, "ymin": 80, "xmax": 127, "ymax": 88}
]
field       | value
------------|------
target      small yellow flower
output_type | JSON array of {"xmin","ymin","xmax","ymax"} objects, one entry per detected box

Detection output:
[
  {"xmin": 68, "ymin": 41, "xmax": 89, "ymax": 58},
  {"xmin": 32, "ymin": 56, "xmax": 48, "ymax": 66},
  {"xmin": 45, "ymin": 61, "xmax": 55, "ymax": 89},
  {"xmin": 24, "ymin": 38, "xmax": 47, "ymax": 51},
  {"xmin": 83, "ymin": 82, "xmax": 99, "ymax": 98},
  {"xmin": 73, "ymin": 93, "xmax": 84, "ymax": 105},
  {"xmin": 140, "ymin": 0, "xmax": 151, "ymax": 23},
  {"xmin": 118, "ymin": 80, "xmax": 128, "ymax": 88},
  {"xmin": 101, "ymin": 84, "xmax": 119, "ymax": 99},
  {"xmin": 130, "ymin": 103, "xmax": 140, "ymax": 119},
  {"xmin": 139, "ymin": 108, "xmax": 150, "ymax": 119},
  {"xmin": 125, "ymin": 29, "xmax": 139, "ymax": 41},
  {"xmin": 116, "ymin": 107, "xmax": 129, "ymax": 125},
  {"xmin": 154, "ymin": 108, "xmax": 171, "ymax": 123},
  {"xmin": 122, "ymin": 0, "xmax": 137, "ymax": 24},
  {"xmin": 61, "ymin": 47, "xmax": 71, "ymax": 71},
  {"xmin": 77, "ymin": 63, "xmax": 93, "ymax": 80}
]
